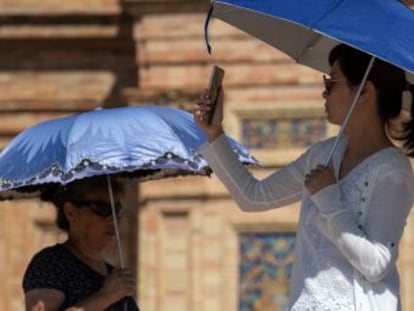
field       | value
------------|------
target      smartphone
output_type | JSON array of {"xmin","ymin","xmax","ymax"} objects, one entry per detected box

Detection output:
[{"xmin": 205, "ymin": 65, "xmax": 225, "ymax": 124}]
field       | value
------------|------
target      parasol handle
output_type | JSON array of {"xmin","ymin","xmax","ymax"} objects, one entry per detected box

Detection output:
[
  {"xmin": 324, "ymin": 56, "xmax": 376, "ymax": 166},
  {"xmin": 106, "ymin": 175, "xmax": 125, "ymax": 268},
  {"xmin": 107, "ymin": 175, "xmax": 132, "ymax": 311}
]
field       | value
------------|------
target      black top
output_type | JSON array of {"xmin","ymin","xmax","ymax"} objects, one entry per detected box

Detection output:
[{"xmin": 23, "ymin": 243, "xmax": 139, "ymax": 311}]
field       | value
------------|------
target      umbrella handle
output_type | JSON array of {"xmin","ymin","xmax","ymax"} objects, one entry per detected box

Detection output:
[
  {"xmin": 106, "ymin": 175, "xmax": 125, "ymax": 268},
  {"xmin": 107, "ymin": 176, "xmax": 132, "ymax": 311},
  {"xmin": 323, "ymin": 56, "xmax": 376, "ymax": 166},
  {"xmin": 204, "ymin": 2, "xmax": 215, "ymax": 54}
]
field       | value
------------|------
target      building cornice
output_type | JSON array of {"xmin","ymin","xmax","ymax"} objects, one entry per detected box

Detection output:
[
  {"xmin": 0, "ymin": 13, "xmax": 134, "ymax": 40},
  {"xmin": 123, "ymin": 0, "xmax": 210, "ymax": 16}
]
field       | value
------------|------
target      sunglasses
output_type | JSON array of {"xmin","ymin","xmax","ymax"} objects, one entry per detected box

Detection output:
[
  {"xmin": 323, "ymin": 75, "xmax": 346, "ymax": 94},
  {"xmin": 71, "ymin": 200, "xmax": 123, "ymax": 218}
]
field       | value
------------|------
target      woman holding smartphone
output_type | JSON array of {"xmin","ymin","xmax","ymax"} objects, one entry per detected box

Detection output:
[{"xmin": 193, "ymin": 44, "xmax": 414, "ymax": 311}]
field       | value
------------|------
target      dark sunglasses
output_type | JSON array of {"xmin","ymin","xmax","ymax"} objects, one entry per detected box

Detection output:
[
  {"xmin": 323, "ymin": 75, "xmax": 346, "ymax": 95},
  {"xmin": 71, "ymin": 200, "xmax": 123, "ymax": 218}
]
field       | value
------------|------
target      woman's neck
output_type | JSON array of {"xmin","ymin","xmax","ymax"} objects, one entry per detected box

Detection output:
[
  {"xmin": 344, "ymin": 119, "xmax": 393, "ymax": 156},
  {"xmin": 64, "ymin": 237, "xmax": 107, "ymax": 274}
]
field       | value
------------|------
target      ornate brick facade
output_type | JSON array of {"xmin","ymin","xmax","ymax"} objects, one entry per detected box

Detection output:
[{"xmin": 1, "ymin": 1, "xmax": 414, "ymax": 310}]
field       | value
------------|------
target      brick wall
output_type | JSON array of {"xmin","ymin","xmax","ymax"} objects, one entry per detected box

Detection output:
[
  {"xmin": 0, "ymin": 13, "xmax": 137, "ymax": 146},
  {"xmin": 0, "ymin": 2, "xmax": 138, "ymax": 309},
  {"xmin": 0, "ymin": 0, "xmax": 120, "ymax": 15},
  {"xmin": 1, "ymin": 1, "xmax": 414, "ymax": 311}
]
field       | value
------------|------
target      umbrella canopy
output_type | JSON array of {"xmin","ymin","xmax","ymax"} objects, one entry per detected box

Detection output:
[
  {"xmin": 208, "ymin": 0, "xmax": 414, "ymax": 75},
  {"xmin": 206, "ymin": 0, "xmax": 414, "ymax": 164},
  {"xmin": 0, "ymin": 105, "xmax": 258, "ymax": 199}
]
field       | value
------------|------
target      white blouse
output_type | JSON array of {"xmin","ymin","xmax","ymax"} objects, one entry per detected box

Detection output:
[{"xmin": 199, "ymin": 134, "xmax": 414, "ymax": 311}]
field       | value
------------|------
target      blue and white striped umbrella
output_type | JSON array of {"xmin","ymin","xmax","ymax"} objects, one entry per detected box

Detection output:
[{"xmin": 0, "ymin": 105, "xmax": 258, "ymax": 199}]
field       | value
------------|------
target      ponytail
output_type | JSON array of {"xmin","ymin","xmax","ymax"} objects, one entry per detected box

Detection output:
[{"xmin": 401, "ymin": 83, "xmax": 414, "ymax": 157}]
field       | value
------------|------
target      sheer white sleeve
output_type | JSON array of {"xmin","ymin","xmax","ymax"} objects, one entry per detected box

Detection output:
[
  {"xmin": 199, "ymin": 134, "xmax": 307, "ymax": 212},
  {"xmin": 311, "ymin": 169, "xmax": 414, "ymax": 282}
]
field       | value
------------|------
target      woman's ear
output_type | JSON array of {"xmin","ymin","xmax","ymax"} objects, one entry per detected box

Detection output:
[
  {"xmin": 361, "ymin": 81, "xmax": 375, "ymax": 96},
  {"xmin": 358, "ymin": 81, "xmax": 376, "ymax": 108}
]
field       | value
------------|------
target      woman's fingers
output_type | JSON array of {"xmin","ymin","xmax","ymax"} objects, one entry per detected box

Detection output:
[
  {"xmin": 105, "ymin": 268, "xmax": 136, "ymax": 296},
  {"xmin": 304, "ymin": 165, "xmax": 336, "ymax": 194},
  {"xmin": 193, "ymin": 90, "xmax": 213, "ymax": 124}
]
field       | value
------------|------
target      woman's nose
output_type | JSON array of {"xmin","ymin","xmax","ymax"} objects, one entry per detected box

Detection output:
[{"xmin": 322, "ymin": 89, "xmax": 328, "ymax": 99}]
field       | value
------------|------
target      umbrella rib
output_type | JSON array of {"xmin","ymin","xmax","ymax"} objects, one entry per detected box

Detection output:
[
  {"xmin": 63, "ymin": 115, "xmax": 78, "ymax": 176},
  {"xmin": 296, "ymin": 1, "xmax": 343, "ymax": 63},
  {"xmin": 147, "ymin": 111, "xmax": 192, "ymax": 162},
  {"xmin": 309, "ymin": 0, "xmax": 343, "ymax": 27},
  {"xmin": 296, "ymin": 33, "xmax": 323, "ymax": 64}
]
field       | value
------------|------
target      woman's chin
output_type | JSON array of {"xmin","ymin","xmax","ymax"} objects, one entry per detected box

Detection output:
[
  {"xmin": 99, "ymin": 232, "xmax": 116, "ymax": 245},
  {"xmin": 326, "ymin": 116, "xmax": 340, "ymax": 126}
]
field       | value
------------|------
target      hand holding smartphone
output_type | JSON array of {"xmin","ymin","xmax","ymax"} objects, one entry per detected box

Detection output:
[{"xmin": 204, "ymin": 65, "xmax": 225, "ymax": 125}]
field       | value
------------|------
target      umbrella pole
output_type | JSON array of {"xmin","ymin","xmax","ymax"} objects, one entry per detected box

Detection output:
[
  {"xmin": 323, "ymin": 56, "xmax": 376, "ymax": 166},
  {"xmin": 106, "ymin": 175, "xmax": 125, "ymax": 268},
  {"xmin": 107, "ymin": 175, "xmax": 131, "ymax": 311}
]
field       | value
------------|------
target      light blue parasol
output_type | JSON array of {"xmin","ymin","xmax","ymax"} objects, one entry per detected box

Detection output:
[{"xmin": 0, "ymin": 105, "xmax": 257, "ymax": 199}]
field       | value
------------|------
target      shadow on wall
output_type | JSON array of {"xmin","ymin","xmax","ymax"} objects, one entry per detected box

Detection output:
[{"xmin": 0, "ymin": 14, "xmax": 138, "ymax": 109}]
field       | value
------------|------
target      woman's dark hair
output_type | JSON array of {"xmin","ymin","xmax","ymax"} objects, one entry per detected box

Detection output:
[
  {"xmin": 40, "ymin": 176, "xmax": 124, "ymax": 231},
  {"xmin": 329, "ymin": 44, "xmax": 414, "ymax": 156}
]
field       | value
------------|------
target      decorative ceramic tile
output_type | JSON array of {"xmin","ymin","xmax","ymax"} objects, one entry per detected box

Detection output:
[
  {"xmin": 242, "ymin": 118, "xmax": 326, "ymax": 149},
  {"xmin": 239, "ymin": 232, "xmax": 296, "ymax": 311}
]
